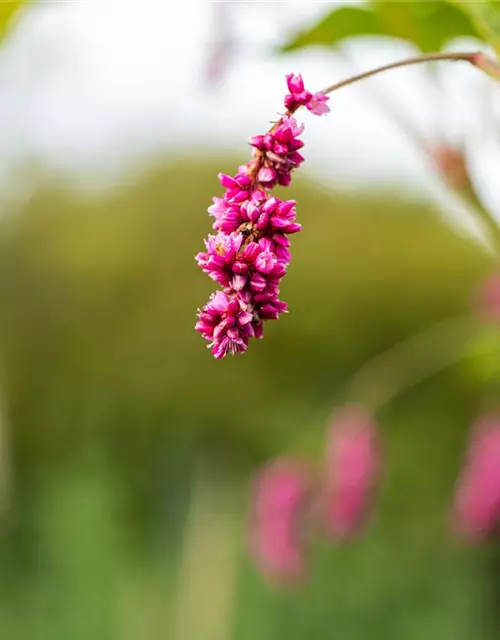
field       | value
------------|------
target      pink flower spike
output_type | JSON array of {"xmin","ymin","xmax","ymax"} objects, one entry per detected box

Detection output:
[
  {"xmin": 195, "ymin": 70, "xmax": 331, "ymax": 357},
  {"xmin": 450, "ymin": 414, "xmax": 500, "ymax": 542},
  {"xmin": 248, "ymin": 458, "xmax": 314, "ymax": 587},
  {"xmin": 319, "ymin": 405, "xmax": 381, "ymax": 540}
]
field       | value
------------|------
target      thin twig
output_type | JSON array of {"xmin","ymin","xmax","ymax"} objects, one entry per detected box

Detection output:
[{"xmin": 320, "ymin": 52, "xmax": 485, "ymax": 96}]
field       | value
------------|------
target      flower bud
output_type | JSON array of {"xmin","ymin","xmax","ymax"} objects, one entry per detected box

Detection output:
[{"xmin": 286, "ymin": 73, "xmax": 305, "ymax": 95}]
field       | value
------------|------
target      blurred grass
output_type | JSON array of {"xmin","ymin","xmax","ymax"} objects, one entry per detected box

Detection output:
[{"xmin": 0, "ymin": 158, "xmax": 497, "ymax": 639}]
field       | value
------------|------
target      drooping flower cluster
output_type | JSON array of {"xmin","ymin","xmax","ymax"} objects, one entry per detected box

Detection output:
[{"xmin": 195, "ymin": 74, "xmax": 330, "ymax": 358}]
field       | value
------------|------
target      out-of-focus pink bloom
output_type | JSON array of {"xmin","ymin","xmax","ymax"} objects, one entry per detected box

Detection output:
[
  {"xmin": 431, "ymin": 146, "xmax": 471, "ymax": 191},
  {"xmin": 474, "ymin": 273, "xmax": 500, "ymax": 324},
  {"xmin": 451, "ymin": 414, "xmax": 500, "ymax": 542},
  {"xmin": 248, "ymin": 458, "xmax": 313, "ymax": 586},
  {"xmin": 319, "ymin": 405, "xmax": 381, "ymax": 539},
  {"xmin": 203, "ymin": 3, "xmax": 233, "ymax": 88}
]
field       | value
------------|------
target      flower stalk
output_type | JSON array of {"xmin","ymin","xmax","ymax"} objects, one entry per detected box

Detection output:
[{"xmin": 319, "ymin": 51, "xmax": 500, "ymax": 96}]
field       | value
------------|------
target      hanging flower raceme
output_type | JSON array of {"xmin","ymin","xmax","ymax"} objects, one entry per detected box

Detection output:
[
  {"xmin": 195, "ymin": 74, "xmax": 330, "ymax": 358},
  {"xmin": 451, "ymin": 414, "xmax": 500, "ymax": 542}
]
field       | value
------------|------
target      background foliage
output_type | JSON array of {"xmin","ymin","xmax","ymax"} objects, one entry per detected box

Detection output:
[
  {"xmin": 0, "ymin": 159, "xmax": 497, "ymax": 639},
  {"xmin": 283, "ymin": 1, "xmax": 500, "ymax": 57}
]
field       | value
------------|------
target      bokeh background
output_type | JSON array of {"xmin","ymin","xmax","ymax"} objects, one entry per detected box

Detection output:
[{"xmin": 1, "ymin": 1, "xmax": 500, "ymax": 639}]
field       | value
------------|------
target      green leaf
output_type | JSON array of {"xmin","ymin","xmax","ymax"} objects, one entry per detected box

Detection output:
[
  {"xmin": 450, "ymin": 0, "xmax": 500, "ymax": 59},
  {"xmin": 0, "ymin": 1, "xmax": 24, "ymax": 41},
  {"xmin": 281, "ymin": 6, "xmax": 383, "ymax": 53},
  {"xmin": 374, "ymin": 1, "xmax": 479, "ymax": 53},
  {"xmin": 282, "ymin": 1, "xmax": 479, "ymax": 54},
  {"xmin": 464, "ymin": 328, "xmax": 500, "ymax": 386}
]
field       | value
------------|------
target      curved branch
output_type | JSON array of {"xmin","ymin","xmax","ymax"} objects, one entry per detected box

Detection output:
[{"xmin": 320, "ymin": 51, "xmax": 499, "ymax": 96}]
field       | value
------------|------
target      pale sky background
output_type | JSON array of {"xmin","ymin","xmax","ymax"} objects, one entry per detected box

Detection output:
[{"xmin": 0, "ymin": 0, "xmax": 499, "ymax": 224}]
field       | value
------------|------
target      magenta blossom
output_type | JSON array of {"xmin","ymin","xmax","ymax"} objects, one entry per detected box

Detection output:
[
  {"xmin": 197, "ymin": 234, "xmax": 287, "ymax": 292},
  {"xmin": 195, "ymin": 290, "xmax": 256, "ymax": 359},
  {"xmin": 319, "ymin": 405, "xmax": 381, "ymax": 539},
  {"xmin": 195, "ymin": 73, "xmax": 330, "ymax": 358},
  {"xmin": 248, "ymin": 458, "xmax": 313, "ymax": 586},
  {"xmin": 249, "ymin": 117, "xmax": 306, "ymax": 188},
  {"xmin": 284, "ymin": 73, "xmax": 330, "ymax": 116},
  {"xmin": 451, "ymin": 414, "xmax": 500, "ymax": 542},
  {"xmin": 209, "ymin": 191, "xmax": 300, "ymax": 242}
]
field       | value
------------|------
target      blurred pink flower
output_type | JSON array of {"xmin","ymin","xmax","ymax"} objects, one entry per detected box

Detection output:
[
  {"xmin": 431, "ymin": 146, "xmax": 471, "ymax": 191},
  {"xmin": 474, "ymin": 273, "xmax": 500, "ymax": 323},
  {"xmin": 307, "ymin": 93, "xmax": 330, "ymax": 116},
  {"xmin": 319, "ymin": 405, "xmax": 381, "ymax": 540},
  {"xmin": 248, "ymin": 458, "xmax": 313, "ymax": 586},
  {"xmin": 451, "ymin": 413, "xmax": 500, "ymax": 542}
]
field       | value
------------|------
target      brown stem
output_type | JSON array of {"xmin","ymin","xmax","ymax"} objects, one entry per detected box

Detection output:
[{"xmin": 320, "ymin": 51, "xmax": 494, "ymax": 96}]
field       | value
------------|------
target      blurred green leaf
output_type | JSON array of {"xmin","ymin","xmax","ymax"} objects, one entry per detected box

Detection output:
[
  {"xmin": 282, "ymin": 6, "xmax": 382, "ymax": 52},
  {"xmin": 450, "ymin": 0, "xmax": 500, "ymax": 59},
  {"xmin": 464, "ymin": 327, "xmax": 500, "ymax": 385},
  {"xmin": 0, "ymin": 1, "xmax": 23, "ymax": 41},
  {"xmin": 374, "ymin": 1, "xmax": 478, "ymax": 52},
  {"xmin": 0, "ymin": 160, "xmax": 495, "ymax": 640},
  {"xmin": 282, "ymin": 1, "xmax": 478, "ymax": 53}
]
